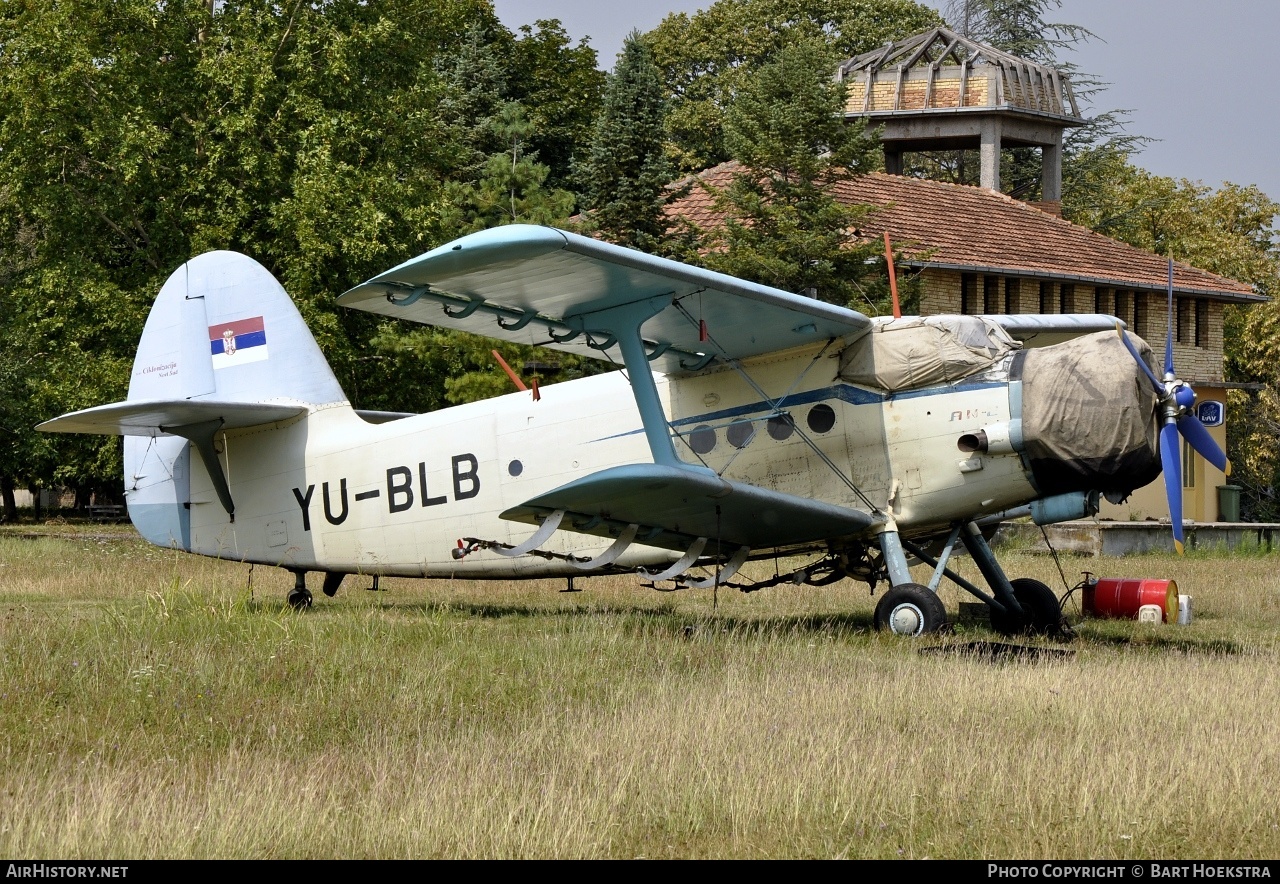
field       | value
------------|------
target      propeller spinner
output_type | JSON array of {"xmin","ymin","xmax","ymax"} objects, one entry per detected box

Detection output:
[{"xmin": 1117, "ymin": 260, "xmax": 1231, "ymax": 553}]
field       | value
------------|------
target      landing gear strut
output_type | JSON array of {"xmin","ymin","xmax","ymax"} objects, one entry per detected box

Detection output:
[
  {"xmin": 287, "ymin": 571, "xmax": 313, "ymax": 610},
  {"xmin": 897, "ymin": 523, "xmax": 1071, "ymax": 640}
]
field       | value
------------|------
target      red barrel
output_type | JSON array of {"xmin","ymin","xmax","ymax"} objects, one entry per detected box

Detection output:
[{"xmin": 1084, "ymin": 578, "xmax": 1179, "ymax": 623}]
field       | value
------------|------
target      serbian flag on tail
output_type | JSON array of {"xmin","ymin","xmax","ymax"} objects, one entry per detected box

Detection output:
[{"xmin": 209, "ymin": 316, "xmax": 269, "ymax": 369}]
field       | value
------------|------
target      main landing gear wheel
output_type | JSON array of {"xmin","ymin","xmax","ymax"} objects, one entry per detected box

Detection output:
[
  {"xmin": 287, "ymin": 587, "xmax": 313, "ymax": 610},
  {"xmin": 874, "ymin": 583, "xmax": 948, "ymax": 636},
  {"xmin": 991, "ymin": 578, "xmax": 1063, "ymax": 637}
]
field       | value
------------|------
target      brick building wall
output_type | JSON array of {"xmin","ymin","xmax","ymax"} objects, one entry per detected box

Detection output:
[{"xmin": 910, "ymin": 267, "xmax": 1225, "ymax": 381}]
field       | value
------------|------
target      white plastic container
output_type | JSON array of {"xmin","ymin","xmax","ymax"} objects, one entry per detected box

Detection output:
[
  {"xmin": 1177, "ymin": 595, "xmax": 1193, "ymax": 626},
  {"xmin": 1137, "ymin": 604, "xmax": 1163, "ymax": 624}
]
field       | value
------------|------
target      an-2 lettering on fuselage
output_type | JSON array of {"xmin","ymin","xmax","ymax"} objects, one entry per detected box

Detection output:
[{"xmin": 291, "ymin": 453, "xmax": 480, "ymax": 531}]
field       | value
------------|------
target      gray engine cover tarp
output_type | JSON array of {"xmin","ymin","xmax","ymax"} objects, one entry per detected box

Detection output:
[
  {"xmin": 1015, "ymin": 330, "xmax": 1161, "ymax": 495},
  {"xmin": 838, "ymin": 316, "xmax": 1017, "ymax": 391}
]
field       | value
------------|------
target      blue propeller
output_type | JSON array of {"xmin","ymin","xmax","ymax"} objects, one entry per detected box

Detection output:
[{"xmin": 1117, "ymin": 259, "xmax": 1231, "ymax": 553}]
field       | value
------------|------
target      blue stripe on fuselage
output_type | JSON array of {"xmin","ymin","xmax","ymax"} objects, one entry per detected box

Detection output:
[{"xmin": 588, "ymin": 380, "xmax": 1008, "ymax": 442}]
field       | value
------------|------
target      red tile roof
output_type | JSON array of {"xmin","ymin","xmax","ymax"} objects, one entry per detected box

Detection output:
[{"xmin": 668, "ymin": 163, "xmax": 1259, "ymax": 301}]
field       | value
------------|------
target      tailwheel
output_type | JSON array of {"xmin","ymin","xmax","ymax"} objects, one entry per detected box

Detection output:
[
  {"xmin": 991, "ymin": 578, "xmax": 1065, "ymax": 637},
  {"xmin": 874, "ymin": 583, "xmax": 948, "ymax": 636},
  {"xmin": 287, "ymin": 571, "xmax": 313, "ymax": 610}
]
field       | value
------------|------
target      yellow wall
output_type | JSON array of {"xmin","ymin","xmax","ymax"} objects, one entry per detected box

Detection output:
[{"xmin": 1097, "ymin": 385, "xmax": 1231, "ymax": 524}]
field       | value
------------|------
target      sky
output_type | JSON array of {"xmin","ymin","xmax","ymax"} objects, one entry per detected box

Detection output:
[{"xmin": 492, "ymin": 0, "xmax": 1280, "ymax": 205}]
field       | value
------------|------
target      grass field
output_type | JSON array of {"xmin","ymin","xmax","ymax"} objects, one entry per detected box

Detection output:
[{"xmin": 2, "ymin": 523, "xmax": 1279, "ymax": 859}]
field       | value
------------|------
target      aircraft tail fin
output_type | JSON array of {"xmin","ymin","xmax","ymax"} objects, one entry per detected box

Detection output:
[
  {"xmin": 127, "ymin": 250, "xmax": 346, "ymax": 408},
  {"xmin": 40, "ymin": 251, "xmax": 346, "ymax": 549}
]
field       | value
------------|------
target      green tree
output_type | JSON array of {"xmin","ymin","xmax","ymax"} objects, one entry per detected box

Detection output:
[
  {"xmin": 576, "ymin": 31, "xmax": 675, "ymax": 252},
  {"xmin": 690, "ymin": 35, "xmax": 885, "ymax": 310},
  {"xmin": 434, "ymin": 23, "xmax": 512, "ymax": 181},
  {"xmin": 647, "ymin": 0, "xmax": 944, "ymax": 173},
  {"xmin": 435, "ymin": 102, "xmax": 599, "ymax": 405},
  {"xmin": 0, "ymin": 0, "xmax": 609, "ymax": 502},
  {"xmin": 504, "ymin": 20, "xmax": 607, "ymax": 191},
  {"xmin": 441, "ymin": 102, "xmax": 576, "ymax": 235},
  {"xmin": 0, "ymin": 0, "xmax": 207, "ymax": 506}
]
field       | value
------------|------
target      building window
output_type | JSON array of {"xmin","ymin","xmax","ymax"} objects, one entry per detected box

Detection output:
[
  {"xmin": 1039, "ymin": 280, "xmax": 1052, "ymax": 313},
  {"xmin": 1134, "ymin": 293, "xmax": 1149, "ymax": 338},
  {"xmin": 961, "ymin": 273, "xmax": 978, "ymax": 314},
  {"xmin": 1176, "ymin": 297, "xmax": 1193, "ymax": 345},
  {"xmin": 1059, "ymin": 283, "xmax": 1074, "ymax": 314},
  {"xmin": 1114, "ymin": 290, "xmax": 1131, "ymax": 327},
  {"xmin": 1004, "ymin": 278, "xmax": 1020, "ymax": 314},
  {"xmin": 1094, "ymin": 286, "xmax": 1112, "ymax": 316},
  {"xmin": 984, "ymin": 276, "xmax": 1000, "ymax": 313},
  {"xmin": 1196, "ymin": 300, "xmax": 1210, "ymax": 348},
  {"xmin": 1183, "ymin": 437, "xmax": 1196, "ymax": 489}
]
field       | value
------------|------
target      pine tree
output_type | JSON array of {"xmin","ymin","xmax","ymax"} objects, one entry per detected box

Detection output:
[
  {"xmin": 577, "ymin": 31, "xmax": 675, "ymax": 252},
  {"xmin": 436, "ymin": 102, "xmax": 588, "ymax": 404},
  {"xmin": 441, "ymin": 102, "xmax": 576, "ymax": 235},
  {"xmin": 434, "ymin": 23, "xmax": 510, "ymax": 180},
  {"xmin": 693, "ymin": 35, "xmax": 885, "ymax": 311},
  {"xmin": 930, "ymin": 0, "xmax": 1147, "ymax": 203}
]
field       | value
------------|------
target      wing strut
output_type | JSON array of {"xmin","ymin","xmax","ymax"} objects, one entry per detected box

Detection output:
[{"xmin": 567, "ymin": 295, "xmax": 711, "ymax": 471}]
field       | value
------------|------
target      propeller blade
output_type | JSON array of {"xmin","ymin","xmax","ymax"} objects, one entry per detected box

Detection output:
[
  {"xmin": 1159, "ymin": 420, "xmax": 1184, "ymax": 555},
  {"xmin": 1164, "ymin": 258, "xmax": 1175, "ymax": 377},
  {"xmin": 1116, "ymin": 322, "xmax": 1163, "ymax": 393},
  {"xmin": 1178, "ymin": 413, "xmax": 1231, "ymax": 475}
]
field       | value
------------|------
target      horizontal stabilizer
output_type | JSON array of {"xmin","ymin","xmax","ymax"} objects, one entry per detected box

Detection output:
[
  {"xmin": 501, "ymin": 464, "xmax": 877, "ymax": 555},
  {"xmin": 339, "ymin": 225, "xmax": 873, "ymax": 375},
  {"xmin": 38, "ymin": 399, "xmax": 306, "ymax": 436}
]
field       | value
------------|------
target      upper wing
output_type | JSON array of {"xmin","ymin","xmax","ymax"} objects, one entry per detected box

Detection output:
[
  {"xmin": 989, "ymin": 314, "xmax": 1125, "ymax": 348},
  {"xmin": 338, "ymin": 225, "xmax": 873, "ymax": 374}
]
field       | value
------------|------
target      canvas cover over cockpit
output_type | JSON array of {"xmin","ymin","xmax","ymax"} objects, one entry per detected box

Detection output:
[{"xmin": 837, "ymin": 315, "xmax": 1019, "ymax": 391}]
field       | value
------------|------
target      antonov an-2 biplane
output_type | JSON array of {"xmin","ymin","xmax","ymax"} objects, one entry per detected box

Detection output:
[{"xmin": 39, "ymin": 225, "xmax": 1228, "ymax": 636}]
